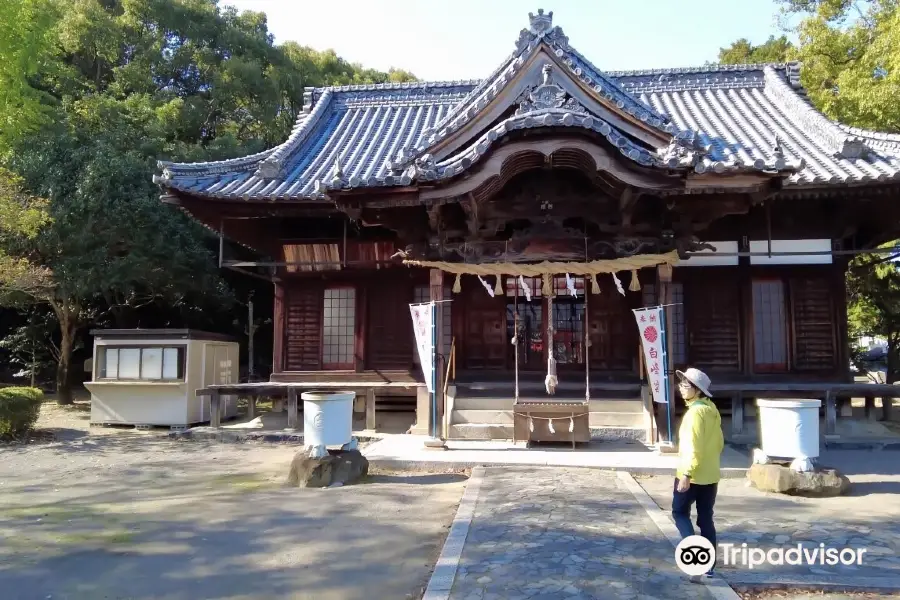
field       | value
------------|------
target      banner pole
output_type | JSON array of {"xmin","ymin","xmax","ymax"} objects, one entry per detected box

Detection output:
[
  {"xmin": 431, "ymin": 300, "xmax": 437, "ymax": 440},
  {"xmin": 660, "ymin": 306, "xmax": 673, "ymax": 443}
]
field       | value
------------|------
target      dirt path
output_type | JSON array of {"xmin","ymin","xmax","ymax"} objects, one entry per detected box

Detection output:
[{"xmin": 0, "ymin": 402, "xmax": 466, "ymax": 600}]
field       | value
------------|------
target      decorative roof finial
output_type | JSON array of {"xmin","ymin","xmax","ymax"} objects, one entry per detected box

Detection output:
[
  {"xmin": 528, "ymin": 9, "xmax": 553, "ymax": 35},
  {"xmin": 541, "ymin": 63, "xmax": 552, "ymax": 86}
]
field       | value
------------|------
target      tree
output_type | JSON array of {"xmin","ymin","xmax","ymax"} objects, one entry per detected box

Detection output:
[
  {"xmin": 717, "ymin": 35, "xmax": 794, "ymax": 64},
  {"xmin": 1, "ymin": 0, "xmax": 418, "ymax": 400},
  {"xmin": 0, "ymin": 0, "xmax": 61, "ymax": 154},
  {"xmin": 778, "ymin": 0, "xmax": 900, "ymax": 131},
  {"xmin": 847, "ymin": 250, "xmax": 900, "ymax": 382}
]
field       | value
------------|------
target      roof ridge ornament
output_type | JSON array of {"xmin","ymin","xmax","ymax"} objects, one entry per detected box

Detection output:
[
  {"xmin": 516, "ymin": 9, "xmax": 569, "ymax": 52},
  {"xmin": 255, "ymin": 156, "xmax": 282, "ymax": 181},
  {"xmin": 529, "ymin": 8, "xmax": 553, "ymax": 34},
  {"xmin": 515, "ymin": 64, "xmax": 587, "ymax": 115}
]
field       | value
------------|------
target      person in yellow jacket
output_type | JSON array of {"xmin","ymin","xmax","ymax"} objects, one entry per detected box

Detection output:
[{"xmin": 673, "ymin": 367, "xmax": 724, "ymax": 578}]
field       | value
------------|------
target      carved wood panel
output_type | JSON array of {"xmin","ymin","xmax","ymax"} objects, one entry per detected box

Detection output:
[
  {"xmin": 461, "ymin": 282, "xmax": 506, "ymax": 369},
  {"xmin": 685, "ymin": 278, "xmax": 741, "ymax": 372},
  {"xmin": 366, "ymin": 278, "xmax": 414, "ymax": 370},
  {"xmin": 285, "ymin": 283, "xmax": 323, "ymax": 371},
  {"xmin": 587, "ymin": 279, "xmax": 636, "ymax": 371},
  {"xmin": 790, "ymin": 277, "xmax": 837, "ymax": 371}
]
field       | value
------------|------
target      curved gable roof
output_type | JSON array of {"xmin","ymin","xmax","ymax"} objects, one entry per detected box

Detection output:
[{"xmin": 155, "ymin": 12, "xmax": 900, "ymax": 201}]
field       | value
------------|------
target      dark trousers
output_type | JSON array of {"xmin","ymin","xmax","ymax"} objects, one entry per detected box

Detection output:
[{"xmin": 672, "ymin": 479, "xmax": 718, "ymax": 568}]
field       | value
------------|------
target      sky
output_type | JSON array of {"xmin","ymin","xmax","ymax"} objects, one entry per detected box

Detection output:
[{"xmin": 223, "ymin": 0, "xmax": 794, "ymax": 81}]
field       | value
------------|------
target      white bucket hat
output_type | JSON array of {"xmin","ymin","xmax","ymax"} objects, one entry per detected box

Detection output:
[{"xmin": 675, "ymin": 367, "xmax": 712, "ymax": 398}]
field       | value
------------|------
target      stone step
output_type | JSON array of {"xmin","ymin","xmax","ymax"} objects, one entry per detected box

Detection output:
[
  {"xmin": 446, "ymin": 423, "xmax": 647, "ymax": 442},
  {"xmin": 450, "ymin": 410, "xmax": 646, "ymax": 428},
  {"xmin": 448, "ymin": 423, "xmax": 514, "ymax": 440},
  {"xmin": 452, "ymin": 395, "xmax": 643, "ymax": 412}
]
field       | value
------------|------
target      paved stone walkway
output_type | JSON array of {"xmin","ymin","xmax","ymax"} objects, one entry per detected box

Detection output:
[
  {"xmin": 636, "ymin": 449, "xmax": 900, "ymax": 588},
  {"xmin": 446, "ymin": 467, "xmax": 713, "ymax": 600}
]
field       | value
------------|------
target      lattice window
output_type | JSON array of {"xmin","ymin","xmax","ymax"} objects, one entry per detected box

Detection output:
[
  {"xmin": 322, "ymin": 287, "xmax": 356, "ymax": 368},
  {"xmin": 752, "ymin": 279, "xmax": 788, "ymax": 371},
  {"xmin": 505, "ymin": 276, "xmax": 542, "ymax": 298},
  {"xmin": 553, "ymin": 275, "xmax": 585, "ymax": 296},
  {"xmin": 552, "ymin": 300, "xmax": 585, "ymax": 365}
]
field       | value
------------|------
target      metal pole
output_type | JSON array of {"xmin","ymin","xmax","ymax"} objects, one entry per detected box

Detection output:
[
  {"xmin": 660, "ymin": 306, "xmax": 673, "ymax": 443},
  {"xmin": 247, "ymin": 294, "xmax": 255, "ymax": 381},
  {"xmin": 431, "ymin": 300, "xmax": 437, "ymax": 439}
]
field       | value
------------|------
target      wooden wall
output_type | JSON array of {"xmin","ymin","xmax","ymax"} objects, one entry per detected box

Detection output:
[
  {"xmin": 272, "ymin": 262, "xmax": 847, "ymax": 382},
  {"xmin": 274, "ymin": 270, "xmax": 423, "ymax": 373}
]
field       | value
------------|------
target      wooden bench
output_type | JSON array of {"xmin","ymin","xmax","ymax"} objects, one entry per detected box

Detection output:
[
  {"xmin": 712, "ymin": 383, "xmax": 900, "ymax": 438},
  {"xmin": 196, "ymin": 381, "xmax": 424, "ymax": 430}
]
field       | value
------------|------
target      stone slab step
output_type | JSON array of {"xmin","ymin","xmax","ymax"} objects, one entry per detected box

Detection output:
[
  {"xmin": 452, "ymin": 396, "xmax": 643, "ymax": 412},
  {"xmin": 451, "ymin": 409, "xmax": 645, "ymax": 428},
  {"xmin": 446, "ymin": 423, "xmax": 647, "ymax": 442}
]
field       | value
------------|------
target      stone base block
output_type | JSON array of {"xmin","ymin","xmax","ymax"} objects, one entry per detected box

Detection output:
[
  {"xmin": 287, "ymin": 449, "xmax": 369, "ymax": 488},
  {"xmin": 747, "ymin": 463, "xmax": 851, "ymax": 497}
]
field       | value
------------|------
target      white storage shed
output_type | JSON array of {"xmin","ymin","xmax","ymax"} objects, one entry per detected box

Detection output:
[{"xmin": 85, "ymin": 329, "xmax": 240, "ymax": 428}]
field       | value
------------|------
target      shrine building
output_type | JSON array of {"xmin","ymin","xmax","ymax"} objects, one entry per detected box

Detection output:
[{"xmin": 154, "ymin": 10, "xmax": 900, "ymax": 443}]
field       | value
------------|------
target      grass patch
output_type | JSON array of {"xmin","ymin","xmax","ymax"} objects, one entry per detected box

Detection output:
[
  {"xmin": 54, "ymin": 529, "xmax": 136, "ymax": 546},
  {"xmin": 212, "ymin": 473, "xmax": 279, "ymax": 492}
]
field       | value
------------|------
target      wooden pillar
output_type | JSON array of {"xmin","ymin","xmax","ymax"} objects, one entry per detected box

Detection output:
[
  {"xmin": 366, "ymin": 388, "xmax": 376, "ymax": 431},
  {"xmin": 731, "ymin": 393, "xmax": 744, "ymax": 437},
  {"xmin": 210, "ymin": 390, "xmax": 221, "ymax": 428},
  {"xmin": 825, "ymin": 390, "xmax": 837, "ymax": 436},
  {"xmin": 864, "ymin": 396, "xmax": 876, "ymax": 421},
  {"xmin": 429, "ymin": 269, "xmax": 445, "ymax": 437},
  {"xmin": 884, "ymin": 396, "xmax": 894, "ymax": 421},
  {"xmin": 657, "ymin": 264, "xmax": 675, "ymax": 444},
  {"xmin": 272, "ymin": 282, "xmax": 285, "ymax": 373},
  {"xmin": 247, "ymin": 395, "xmax": 257, "ymax": 419},
  {"xmin": 287, "ymin": 387, "xmax": 298, "ymax": 429}
]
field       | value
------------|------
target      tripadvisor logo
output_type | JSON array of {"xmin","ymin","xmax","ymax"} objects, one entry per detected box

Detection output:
[{"xmin": 675, "ymin": 535, "xmax": 715, "ymax": 576}]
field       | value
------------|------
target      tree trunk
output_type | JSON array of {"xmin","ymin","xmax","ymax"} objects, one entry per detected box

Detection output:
[
  {"xmin": 51, "ymin": 301, "xmax": 80, "ymax": 406},
  {"xmin": 56, "ymin": 320, "xmax": 76, "ymax": 405}
]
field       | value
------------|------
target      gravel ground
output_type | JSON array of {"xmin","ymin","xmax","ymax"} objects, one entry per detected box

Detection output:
[
  {"xmin": 736, "ymin": 590, "xmax": 899, "ymax": 599},
  {"xmin": 0, "ymin": 401, "xmax": 466, "ymax": 600}
]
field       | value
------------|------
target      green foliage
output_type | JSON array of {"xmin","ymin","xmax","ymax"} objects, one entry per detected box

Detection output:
[
  {"xmin": 778, "ymin": 0, "xmax": 900, "ymax": 131},
  {"xmin": 0, "ymin": 0, "xmax": 417, "ymax": 398},
  {"xmin": 0, "ymin": 386, "xmax": 44, "ymax": 439},
  {"xmin": 0, "ymin": 0, "xmax": 61, "ymax": 154},
  {"xmin": 846, "ymin": 250, "xmax": 900, "ymax": 380},
  {"xmin": 717, "ymin": 35, "xmax": 794, "ymax": 64}
]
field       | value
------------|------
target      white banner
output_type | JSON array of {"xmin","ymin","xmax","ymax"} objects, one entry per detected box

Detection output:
[
  {"xmin": 633, "ymin": 306, "xmax": 668, "ymax": 404},
  {"xmin": 410, "ymin": 302, "xmax": 435, "ymax": 393}
]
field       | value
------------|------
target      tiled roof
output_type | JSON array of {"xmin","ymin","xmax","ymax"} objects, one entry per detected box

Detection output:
[{"xmin": 155, "ymin": 11, "xmax": 900, "ymax": 201}]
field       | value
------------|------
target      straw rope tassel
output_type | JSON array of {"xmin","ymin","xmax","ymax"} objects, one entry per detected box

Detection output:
[
  {"xmin": 541, "ymin": 273, "xmax": 552, "ymax": 296},
  {"xmin": 591, "ymin": 273, "xmax": 601, "ymax": 294},
  {"xmin": 494, "ymin": 275, "xmax": 503, "ymax": 296},
  {"xmin": 452, "ymin": 273, "xmax": 461, "ymax": 294},
  {"xmin": 629, "ymin": 269, "xmax": 641, "ymax": 292},
  {"xmin": 545, "ymin": 293, "xmax": 558, "ymax": 395}
]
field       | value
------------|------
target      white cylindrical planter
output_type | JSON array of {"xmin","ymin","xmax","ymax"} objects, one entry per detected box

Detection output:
[
  {"xmin": 302, "ymin": 391, "xmax": 355, "ymax": 448},
  {"xmin": 756, "ymin": 399, "xmax": 821, "ymax": 459}
]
